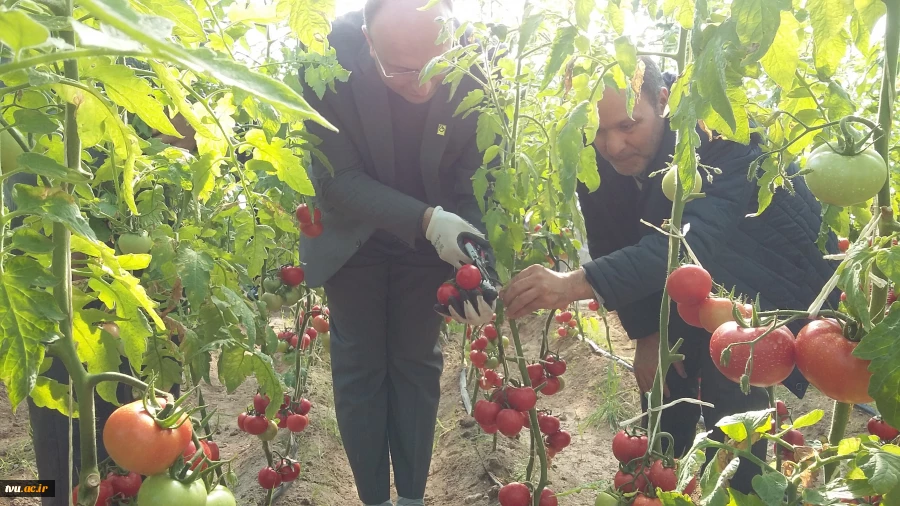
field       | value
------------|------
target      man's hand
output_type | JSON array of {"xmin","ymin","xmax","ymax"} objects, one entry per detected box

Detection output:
[
  {"xmin": 633, "ymin": 332, "xmax": 687, "ymax": 397},
  {"xmin": 500, "ymin": 265, "xmax": 595, "ymax": 319},
  {"xmin": 425, "ymin": 206, "xmax": 486, "ymax": 267},
  {"xmin": 436, "ymin": 291, "xmax": 495, "ymax": 326}
]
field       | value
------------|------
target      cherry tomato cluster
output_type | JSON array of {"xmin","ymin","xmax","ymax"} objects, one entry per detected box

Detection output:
[
  {"xmin": 466, "ymin": 322, "xmax": 508, "ymax": 378},
  {"xmin": 260, "ymin": 267, "xmax": 305, "ymax": 311},
  {"xmin": 296, "ymin": 203, "xmax": 323, "ymax": 238},
  {"xmin": 434, "ymin": 264, "xmax": 498, "ymax": 316},
  {"xmin": 867, "ymin": 416, "xmax": 899, "ymax": 442},
  {"xmin": 72, "ymin": 468, "xmax": 142, "ymax": 505},
  {"xmin": 239, "ymin": 393, "xmax": 313, "ymax": 437},
  {"xmin": 498, "ymin": 482, "xmax": 558, "ymax": 506},
  {"xmin": 554, "ymin": 310, "xmax": 579, "ymax": 338},
  {"xmin": 257, "ymin": 457, "xmax": 302, "ymax": 489},
  {"xmin": 609, "ymin": 429, "xmax": 696, "ymax": 503}
]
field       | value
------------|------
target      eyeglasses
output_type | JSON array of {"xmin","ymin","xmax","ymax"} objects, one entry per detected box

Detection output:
[{"xmin": 368, "ymin": 37, "xmax": 456, "ymax": 80}]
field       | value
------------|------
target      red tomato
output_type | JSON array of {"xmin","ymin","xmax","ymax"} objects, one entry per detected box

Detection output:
[
  {"xmin": 289, "ymin": 334, "xmax": 299, "ymax": 349},
  {"xmin": 709, "ymin": 322, "xmax": 796, "ymax": 387},
  {"xmin": 310, "ymin": 305, "xmax": 322, "ymax": 316},
  {"xmin": 300, "ymin": 334, "xmax": 311, "ymax": 350},
  {"xmin": 278, "ymin": 461, "xmax": 301, "ymax": 482},
  {"xmin": 556, "ymin": 327, "xmax": 567, "ymax": 337},
  {"xmin": 102, "ymin": 400, "xmax": 193, "ymax": 476},
  {"xmin": 614, "ymin": 470, "xmax": 648, "ymax": 493},
  {"xmin": 300, "ymin": 222, "xmax": 323, "ymax": 237},
  {"xmin": 677, "ymin": 302, "xmax": 704, "ymax": 327},
  {"xmin": 437, "ymin": 283, "xmax": 460, "ymax": 305},
  {"xmin": 258, "ymin": 467, "xmax": 282, "ymax": 489},
  {"xmin": 782, "ymin": 429, "xmax": 805, "ymax": 461},
  {"xmin": 483, "ymin": 324, "xmax": 498, "ymax": 340},
  {"xmin": 537, "ymin": 414, "xmax": 561, "ymax": 435},
  {"xmin": 612, "ymin": 430, "xmax": 648, "ymax": 463},
  {"xmin": 182, "ymin": 440, "xmax": 212, "ymax": 470},
  {"xmin": 474, "ymin": 400, "xmax": 502, "ymax": 426},
  {"xmin": 683, "ymin": 476, "xmax": 698, "ymax": 495},
  {"xmin": 244, "ymin": 415, "xmax": 270, "ymax": 436},
  {"xmin": 238, "ymin": 412, "xmax": 248, "ymax": 431},
  {"xmin": 838, "ymin": 238, "xmax": 850, "ymax": 252},
  {"xmin": 541, "ymin": 377, "xmax": 561, "ymax": 395},
  {"xmin": 698, "ymin": 297, "xmax": 753, "ymax": 333},
  {"xmin": 666, "ymin": 265, "xmax": 712, "ymax": 304},
  {"xmin": 470, "ymin": 350, "xmax": 488, "ymax": 368},
  {"xmin": 106, "ymin": 471, "xmax": 141, "ymax": 498},
  {"xmin": 648, "ymin": 460, "xmax": 678, "ymax": 491},
  {"xmin": 499, "ymin": 482, "xmax": 531, "ymax": 506},
  {"xmin": 254, "ymin": 393, "xmax": 270, "ymax": 413},
  {"xmin": 539, "ymin": 488, "xmax": 558, "ymax": 506},
  {"xmin": 507, "ymin": 387, "xmax": 537, "ymax": 411},
  {"xmin": 795, "ymin": 319, "xmax": 873, "ymax": 404},
  {"xmin": 867, "ymin": 417, "xmax": 899, "ymax": 441},
  {"xmin": 588, "ymin": 300, "xmax": 601, "ymax": 311},
  {"xmin": 776, "ymin": 400, "xmax": 788, "ymax": 419},
  {"xmin": 471, "ymin": 336, "xmax": 489, "ymax": 351},
  {"xmin": 480, "ymin": 423, "xmax": 499, "ymax": 434},
  {"xmin": 555, "ymin": 311, "xmax": 573, "ymax": 323},
  {"xmin": 72, "ymin": 480, "xmax": 114, "ymax": 506},
  {"xmin": 297, "ymin": 398, "xmax": 312, "ymax": 415},
  {"xmin": 567, "ymin": 319, "xmax": 578, "ymax": 328},
  {"xmin": 456, "ymin": 264, "xmax": 483, "ymax": 290},
  {"xmin": 497, "ymin": 409, "xmax": 524, "ymax": 437},
  {"xmin": 544, "ymin": 356, "xmax": 567, "ymax": 376},
  {"xmin": 305, "ymin": 328, "xmax": 318, "ymax": 340},
  {"xmin": 280, "ymin": 266, "xmax": 305, "ymax": 286},
  {"xmin": 633, "ymin": 493, "xmax": 663, "ymax": 506},
  {"xmin": 295, "ymin": 204, "xmax": 320, "ymax": 224},
  {"xmin": 312, "ymin": 315, "xmax": 330, "ymax": 333},
  {"xmin": 287, "ymin": 414, "xmax": 309, "ymax": 433},
  {"xmin": 546, "ymin": 430, "xmax": 571, "ymax": 451},
  {"xmin": 527, "ymin": 363, "xmax": 545, "ymax": 385}
]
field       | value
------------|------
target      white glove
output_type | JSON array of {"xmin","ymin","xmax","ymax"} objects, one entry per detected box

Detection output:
[
  {"xmin": 447, "ymin": 293, "xmax": 495, "ymax": 326},
  {"xmin": 425, "ymin": 206, "xmax": 484, "ymax": 267}
]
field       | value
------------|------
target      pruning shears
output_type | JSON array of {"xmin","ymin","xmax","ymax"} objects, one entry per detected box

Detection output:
[{"xmin": 461, "ymin": 237, "xmax": 499, "ymax": 301}]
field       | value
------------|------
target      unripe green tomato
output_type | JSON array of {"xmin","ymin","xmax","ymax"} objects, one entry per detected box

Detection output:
[
  {"xmin": 283, "ymin": 287, "xmax": 302, "ymax": 306},
  {"xmin": 557, "ymin": 376, "xmax": 566, "ymax": 392},
  {"xmin": 803, "ymin": 143, "xmax": 887, "ymax": 207},
  {"xmin": 257, "ymin": 420, "xmax": 278, "ymax": 441},
  {"xmin": 260, "ymin": 293, "xmax": 283, "ymax": 311},
  {"xmin": 276, "ymin": 341, "xmax": 288, "ymax": 353},
  {"xmin": 594, "ymin": 492, "xmax": 617, "ymax": 506},
  {"xmin": 567, "ymin": 326, "xmax": 578, "ymax": 337},
  {"xmin": 136, "ymin": 474, "xmax": 207, "ymax": 506},
  {"xmin": 488, "ymin": 341, "xmax": 498, "ymax": 352},
  {"xmin": 263, "ymin": 277, "xmax": 282, "ymax": 292},
  {"xmin": 485, "ymin": 357, "xmax": 499, "ymax": 369},
  {"xmin": 465, "ymin": 342, "xmax": 472, "ymax": 353},
  {"xmin": 662, "ymin": 167, "xmax": 703, "ymax": 202},
  {"xmin": 118, "ymin": 231, "xmax": 153, "ymax": 255},
  {"xmin": 501, "ymin": 336, "xmax": 510, "ymax": 348},
  {"xmin": 206, "ymin": 485, "xmax": 237, "ymax": 506}
]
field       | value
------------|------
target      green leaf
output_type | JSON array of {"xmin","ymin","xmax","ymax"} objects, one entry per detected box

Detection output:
[
  {"xmin": 77, "ymin": 0, "xmax": 333, "ymax": 128},
  {"xmin": 752, "ymin": 472, "xmax": 789, "ymax": 506},
  {"xmin": 695, "ymin": 32, "xmax": 736, "ymax": 133},
  {"xmin": 678, "ymin": 447, "xmax": 707, "ymax": 491},
  {"xmin": 12, "ymin": 185, "xmax": 98, "ymax": 242},
  {"xmin": 577, "ymin": 145, "xmax": 600, "ymax": 192},
  {"xmin": 16, "ymin": 153, "xmax": 89, "ymax": 183},
  {"xmin": 483, "ymin": 145, "xmax": 501, "ymax": 165},
  {"xmin": 541, "ymin": 26, "xmax": 577, "ymax": 90},
  {"xmin": 860, "ymin": 450, "xmax": 900, "ymax": 494},
  {"xmin": 852, "ymin": 0, "xmax": 886, "ymax": 54},
  {"xmin": 658, "ymin": 491, "xmax": 694, "ymax": 506},
  {"xmin": 176, "ymin": 247, "xmax": 214, "ymax": 309},
  {"xmin": 12, "ymin": 109, "xmax": 58, "ymax": 135},
  {"xmin": 218, "ymin": 345, "xmax": 283, "ymax": 418},
  {"xmin": 473, "ymin": 168, "xmax": 489, "ymax": 214},
  {"xmin": 732, "ymin": 0, "xmax": 782, "ymax": 51},
  {"xmin": 575, "ymin": 0, "xmax": 593, "ymax": 29},
  {"xmin": 854, "ymin": 308, "xmax": 900, "ymax": 429},
  {"xmin": 29, "ymin": 376, "xmax": 77, "ymax": 417},
  {"xmin": 131, "ymin": 0, "xmax": 206, "ymax": 42},
  {"xmin": 476, "ymin": 113, "xmax": 501, "ymax": 153},
  {"xmin": 731, "ymin": 489, "xmax": 768, "ymax": 506},
  {"xmin": 148, "ymin": 61, "xmax": 215, "ymax": 140},
  {"xmin": 823, "ymin": 81, "xmax": 855, "ymax": 120},
  {"xmin": 0, "ymin": 257, "xmax": 60, "ymax": 410},
  {"xmin": 83, "ymin": 64, "xmax": 180, "ymax": 137},
  {"xmin": 277, "ymin": 0, "xmax": 335, "ymax": 54},
  {"xmin": 245, "ymin": 130, "xmax": 314, "ymax": 196},
  {"xmin": 663, "ymin": 0, "xmax": 695, "ymax": 28},
  {"xmin": 614, "ymin": 36, "xmax": 638, "ymax": 79},
  {"xmin": 701, "ymin": 454, "xmax": 740, "ymax": 506},
  {"xmin": 454, "ymin": 89, "xmax": 485, "ymax": 117},
  {"xmin": 556, "ymin": 102, "xmax": 590, "ymax": 201},
  {"xmin": 517, "ymin": 12, "xmax": 544, "ymax": 55},
  {"xmin": 0, "ymin": 10, "xmax": 49, "ymax": 52},
  {"xmin": 11, "ymin": 229, "xmax": 54, "ymax": 254},
  {"xmin": 876, "ymin": 247, "xmax": 900, "ymax": 288},
  {"xmin": 606, "ymin": 0, "xmax": 625, "ymax": 34},
  {"xmin": 792, "ymin": 409, "xmax": 825, "ymax": 429},
  {"xmin": 218, "ymin": 287, "xmax": 257, "ymax": 344},
  {"xmin": 191, "ymin": 153, "xmax": 220, "ymax": 203},
  {"xmin": 839, "ymin": 437, "xmax": 863, "ymax": 456},
  {"xmin": 700, "ymin": 85, "xmax": 750, "ymax": 144},
  {"xmin": 838, "ymin": 248, "xmax": 876, "ymax": 330},
  {"xmin": 808, "ymin": 0, "xmax": 852, "ymax": 79},
  {"xmin": 717, "ymin": 409, "xmax": 771, "ymax": 442},
  {"xmin": 760, "ymin": 11, "xmax": 800, "ymax": 89},
  {"xmin": 73, "ymin": 310, "xmax": 121, "ymax": 404}
]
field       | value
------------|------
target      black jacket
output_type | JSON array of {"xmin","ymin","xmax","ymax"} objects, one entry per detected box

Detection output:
[{"xmin": 578, "ymin": 121, "xmax": 840, "ymax": 397}]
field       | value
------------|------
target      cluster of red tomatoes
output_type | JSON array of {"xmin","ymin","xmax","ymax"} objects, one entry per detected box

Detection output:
[
  {"xmin": 275, "ymin": 305, "xmax": 329, "ymax": 353},
  {"xmin": 257, "ymin": 457, "xmax": 303, "ymax": 490},
  {"xmin": 554, "ymin": 310, "xmax": 580, "ymax": 338},
  {"xmin": 238, "ymin": 393, "xmax": 313, "ymax": 438},
  {"xmin": 606, "ymin": 429, "xmax": 696, "ymax": 506},
  {"xmin": 666, "ymin": 264, "xmax": 874, "ymax": 403},
  {"xmin": 467, "ymin": 322, "xmax": 506, "ymax": 377},
  {"xmin": 97, "ymin": 398, "xmax": 235, "ymax": 506},
  {"xmin": 295, "ymin": 203, "xmax": 323, "ymax": 238},
  {"xmin": 260, "ymin": 265, "xmax": 306, "ymax": 311},
  {"xmin": 498, "ymin": 482, "xmax": 558, "ymax": 506}
]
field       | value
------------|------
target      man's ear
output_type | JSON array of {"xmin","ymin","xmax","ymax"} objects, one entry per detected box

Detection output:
[
  {"xmin": 657, "ymin": 87, "xmax": 670, "ymax": 116},
  {"xmin": 362, "ymin": 25, "xmax": 375, "ymax": 57}
]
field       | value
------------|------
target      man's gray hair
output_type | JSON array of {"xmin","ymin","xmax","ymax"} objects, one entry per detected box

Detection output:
[{"xmin": 638, "ymin": 55, "xmax": 666, "ymax": 99}]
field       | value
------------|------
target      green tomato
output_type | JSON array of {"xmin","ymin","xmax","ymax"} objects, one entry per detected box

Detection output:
[
  {"xmin": 276, "ymin": 341, "xmax": 288, "ymax": 353},
  {"xmin": 1, "ymin": 130, "xmax": 24, "ymax": 174},
  {"xmin": 501, "ymin": 336, "xmax": 510, "ymax": 348},
  {"xmin": 283, "ymin": 287, "xmax": 302, "ymax": 306},
  {"xmin": 487, "ymin": 341, "xmax": 498, "ymax": 352},
  {"xmin": 804, "ymin": 144, "xmax": 887, "ymax": 207},
  {"xmin": 594, "ymin": 492, "xmax": 618, "ymax": 506},
  {"xmin": 485, "ymin": 357, "xmax": 499, "ymax": 369},
  {"xmin": 118, "ymin": 231, "xmax": 153, "ymax": 255},
  {"xmin": 557, "ymin": 376, "xmax": 566, "ymax": 392},
  {"xmin": 260, "ymin": 293, "xmax": 283, "ymax": 311},
  {"xmin": 263, "ymin": 277, "xmax": 282, "ymax": 292},
  {"xmin": 257, "ymin": 420, "xmax": 278, "ymax": 441},
  {"xmin": 464, "ymin": 342, "xmax": 472, "ymax": 353},
  {"xmin": 137, "ymin": 474, "xmax": 207, "ymax": 506},
  {"xmin": 206, "ymin": 485, "xmax": 237, "ymax": 506},
  {"xmin": 662, "ymin": 167, "xmax": 703, "ymax": 202}
]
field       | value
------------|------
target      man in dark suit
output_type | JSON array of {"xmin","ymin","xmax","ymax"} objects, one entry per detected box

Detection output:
[
  {"xmin": 500, "ymin": 57, "xmax": 838, "ymax": 492},
  {"xmin": 298, "ymin": 0, "xmax": 494, "ymax": 504}
]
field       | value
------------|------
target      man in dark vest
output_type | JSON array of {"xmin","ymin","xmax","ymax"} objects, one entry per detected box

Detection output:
[
  {"xmin": 500, "ymin": 57, "xmax": 839, "ymax": 492},
  {"xmin": 298, "ymin": 0, "xmax": 494, "ymax": 504}
]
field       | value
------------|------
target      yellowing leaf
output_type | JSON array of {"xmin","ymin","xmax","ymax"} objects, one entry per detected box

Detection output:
[
  {"xmin": 227, "ymin": 2, "xmax": 279, "ymax": 23},
  {"xmin": 808, "ymin": 0, "xmax": 852, "ymax": 79},
  {"xmin": 663, "ymin": 0, "xmax": 695, "ymax": 28},
  {"xmin": 84, "ymin": 65, "xmax": 180, "ymax": 136},
  {"xmin": 577, "ymin": 145, "xmax": 600, "ymax": 192},
  {"xmin": 30, "ymin": 376, "xmax": 78, "ymax": 417},
  {"xmin": 131, "ymin": 0, "xmax": 206, "ymax": 43},
  {"xmin": 277, "ymin": 0, "xmax": 335, "ymax": 54},
  {"xmin": 73, "ymin": 310, "xmax": 121, "ymax": 404},
  {"xmin": 245, "ymin": 129, "xmax": 314, "ymax": 195},
  {"xmin": 0, "ymin": 10, "xmax": 49, "ymax": 52},
  {"xmin": 760, "ymin": 11, "xmax": 800, "ymax": 89},
  {"xmin": 149, "ymin": 62, "xmax": 214, "ymax": 139}
]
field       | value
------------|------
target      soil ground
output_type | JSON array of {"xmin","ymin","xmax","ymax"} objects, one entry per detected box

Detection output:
[{"xmin": 0, "ymin": 304, "xmax": 874, "ymax": 506}]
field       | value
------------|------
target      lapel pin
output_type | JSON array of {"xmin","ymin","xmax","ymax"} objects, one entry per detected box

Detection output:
[{"xmin": 437, "ymin": 124, "xmax": 447, "ymax": 136}]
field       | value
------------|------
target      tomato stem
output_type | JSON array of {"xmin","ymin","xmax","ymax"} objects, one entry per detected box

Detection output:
[{"xmin": 825, "ymin": 402, "xmax": 852, "ymax": 480}]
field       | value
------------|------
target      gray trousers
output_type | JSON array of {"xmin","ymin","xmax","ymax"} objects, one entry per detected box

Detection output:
[{"xmin": 324, "ymin": 238, "xmax": 451, "ymax": 505}]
